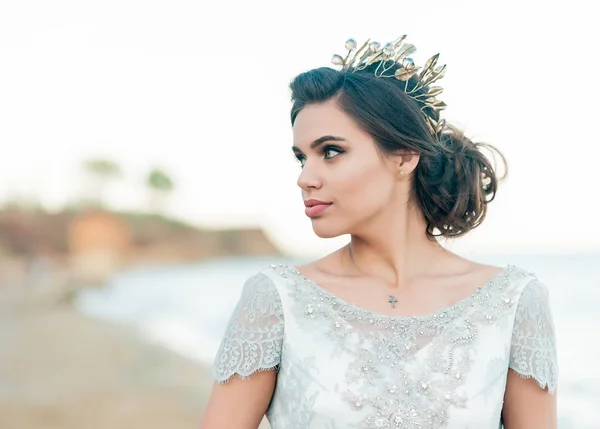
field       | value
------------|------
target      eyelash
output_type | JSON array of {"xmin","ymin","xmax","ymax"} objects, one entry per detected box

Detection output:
[{"xmin": 296, "ymin": 145, "xmax": 345, "ymax": 168}]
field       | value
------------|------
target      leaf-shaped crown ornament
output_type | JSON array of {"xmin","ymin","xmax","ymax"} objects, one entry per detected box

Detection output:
[{"xmin": 331, "ymin": 35, "xmax": 447, "ymax": 137}]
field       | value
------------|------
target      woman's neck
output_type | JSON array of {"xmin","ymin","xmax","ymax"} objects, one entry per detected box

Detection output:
[{"xmin": 342, "ymin": 204, "xmax": 455, "ymax": 288}]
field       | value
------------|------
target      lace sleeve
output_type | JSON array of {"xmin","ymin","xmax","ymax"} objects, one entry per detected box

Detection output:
[
  {"xmin": 509, "ymin": 278, "xmax": 558, "ymax": 394},
  {"xmin": 211, "ymin": 272, "xmax": 284, "ymax": 383}
]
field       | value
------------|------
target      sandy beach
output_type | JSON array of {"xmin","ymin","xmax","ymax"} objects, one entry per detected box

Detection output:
[{"xmin": 0, "ymin": 288, "xmax": 269, "ymax": 429}]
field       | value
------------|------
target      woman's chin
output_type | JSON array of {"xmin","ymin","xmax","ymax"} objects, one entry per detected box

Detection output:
[{"xmin": 311, "ymin": 220, "xmax": 346, "ymax": 239}]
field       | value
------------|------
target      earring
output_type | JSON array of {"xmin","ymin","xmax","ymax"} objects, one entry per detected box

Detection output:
[{"xmin": 400, "ymin": 170, "xmax": 406, "ymax": 176}]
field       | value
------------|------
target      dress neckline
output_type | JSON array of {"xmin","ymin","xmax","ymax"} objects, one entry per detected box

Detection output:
[{"xmin": 278, "ymin": 263, "xmax": 515, "ymax": 323}]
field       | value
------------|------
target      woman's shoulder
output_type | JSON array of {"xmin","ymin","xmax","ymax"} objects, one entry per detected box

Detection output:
[
  {"xmin": 233, "ymin": 265, "xmax": 291, "ymax": 305},
  {"xmin": 239, "ymin": 263, "xmax": 304, "ymax": 300},
  {"xmin": 256, "ymin": 262, "xmax": 298, "ymax": 280},
  {"xmin": 503, "ymin": 264, "xmax": 554, "ymax": 312},
  {"xmin": 483, "ymin": 263, "xmax": 555, "ymax": 324},
  {"xmin": 499, "ymin": 263, "xmax": 547, "ymax": 293}
]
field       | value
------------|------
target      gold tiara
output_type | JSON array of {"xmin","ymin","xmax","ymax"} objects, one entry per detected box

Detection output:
[{"xmin": 330, "ymin": 35, "xmax": 447, "ymax": 137}]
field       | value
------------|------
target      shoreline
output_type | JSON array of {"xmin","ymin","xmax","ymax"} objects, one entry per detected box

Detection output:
[{"xmin": 0, "ymin": 292, "xmax": 214, "ymax": 429}]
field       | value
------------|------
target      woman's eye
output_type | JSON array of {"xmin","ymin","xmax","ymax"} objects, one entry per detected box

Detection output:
[
  {"xmin": 323, "ymin": 147, "xmax": 343, "ymax": 159},
  {"xmin": 295, "ymin": 147, "xmax": 342, "ymax": 168}
]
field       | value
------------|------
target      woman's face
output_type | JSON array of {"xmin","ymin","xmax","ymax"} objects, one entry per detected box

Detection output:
[{"xmin": 292, "ymin": 99, "xmax": 403, "ymax": 238}]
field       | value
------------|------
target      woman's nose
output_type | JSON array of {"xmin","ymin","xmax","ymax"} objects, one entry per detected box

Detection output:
[{"xmin": 297, "ymin": 162, "xmax": 322, "ymax": 190}]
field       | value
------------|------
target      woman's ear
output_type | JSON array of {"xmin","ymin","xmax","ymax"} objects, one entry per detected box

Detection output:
[{"xmin": 395, "ymin": 151, "xmax": 420, "ymax": 176}]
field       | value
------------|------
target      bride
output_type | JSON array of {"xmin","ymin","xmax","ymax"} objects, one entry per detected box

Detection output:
[{"xmin": 200, "ymin": 35, "xmax": 558, "ymax": 429}]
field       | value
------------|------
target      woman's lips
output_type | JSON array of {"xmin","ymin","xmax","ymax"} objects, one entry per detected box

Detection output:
[{"xmin": 305, "ymin": 203, "xmax": 332, "ymax": 217}]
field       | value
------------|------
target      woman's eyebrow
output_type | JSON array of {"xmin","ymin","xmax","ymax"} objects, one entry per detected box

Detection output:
[{"xmin": 292, "ymin": 135, "xmax": 346, "ymax": 153}]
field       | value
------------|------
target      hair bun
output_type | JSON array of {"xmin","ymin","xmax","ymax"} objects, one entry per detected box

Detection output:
[{"xmin": 415, "ymin": 124, "xmax": 507, "ymax": 238}]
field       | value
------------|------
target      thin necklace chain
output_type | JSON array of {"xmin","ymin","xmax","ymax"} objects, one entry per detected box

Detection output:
[
  {"xmin": 345, "ymin": 245, "xmax": 399, "ymax": 308},
  {"xmin": 344, "ymin": 243, "xmax": 448, "ymax": 309}
]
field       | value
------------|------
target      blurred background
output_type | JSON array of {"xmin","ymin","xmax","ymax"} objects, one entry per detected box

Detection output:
[{"xmin": 0, "ymin": 0, "xmax": 598, "ymax": 428}]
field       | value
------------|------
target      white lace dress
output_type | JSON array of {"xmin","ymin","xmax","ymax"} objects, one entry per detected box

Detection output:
[{"xmin": 212, "ymin": 264, "xmax": 558, "ymax": 429}]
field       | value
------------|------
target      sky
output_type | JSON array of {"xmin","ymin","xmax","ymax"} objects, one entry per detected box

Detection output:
[{"xmin": 0, "ymin": 0, "xmax": 598, "ymax": 257}]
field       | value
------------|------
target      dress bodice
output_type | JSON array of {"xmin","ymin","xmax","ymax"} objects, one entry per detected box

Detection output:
[{"xmin": 212, "ymin": 263, "xmax": 558, "ymax": 429}]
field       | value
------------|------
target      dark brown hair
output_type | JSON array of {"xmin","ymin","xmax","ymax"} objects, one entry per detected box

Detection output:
[{"xmin": 289, "ymin": 63, "xmax": 507, "ymax": 240}]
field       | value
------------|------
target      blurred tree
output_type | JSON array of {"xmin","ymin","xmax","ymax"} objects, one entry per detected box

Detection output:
[
  {"xmin": 2, "ymin": 191, "xmax": 42, "ymax": 212},
  {"xmin": 82, "ymin": 158, "xmax": 122, "ymax": 208},
  {"xmin": 146, "ymin": 168, "xmax": 174, "ymax": 214}
]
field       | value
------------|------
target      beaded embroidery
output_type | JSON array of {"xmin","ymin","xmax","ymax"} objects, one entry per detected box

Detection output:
[{"xmin": 269, "ymin": 263, "xmax": 533, "ymax": 428}]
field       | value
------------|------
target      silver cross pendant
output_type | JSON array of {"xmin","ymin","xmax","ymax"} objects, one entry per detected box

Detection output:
[{"xmin": 388, "ymin": 294, "xmax": 398, "ymax": 308}]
